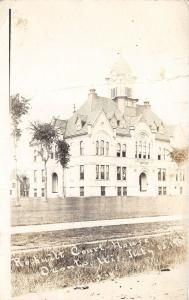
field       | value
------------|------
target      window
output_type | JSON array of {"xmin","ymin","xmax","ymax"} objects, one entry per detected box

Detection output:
[
  {"xmin": 117, "ymin": 187, "xmax": 122, "ymax": 196},
  {"xmin": 158, "ymin": 187, "xmax": 162, "ymax": 195},
  {"xmin": 41, "ymin": 169, "xmax": 45, "ymax": 182},
  {"xmin": 122, "ymin": 167, "xmax": 126, "ymax": 180},
  {"xmin": 34, "ymin": 170, "xmax": 37, "ymax": 183},
  {"xmin": 96, "ymin": 165, "xmax": 99, "ymax": 179},
  {"xmin": 34, "ymin": 188, "xmax": 37, "ymax": 197},
  {"xmin": 106, "ymin": 142, "xmax": 109, "ymax": 156},
  {"xmin": 123, "ymin": 187, "xmax": 127, "ymax": 196},
  {"xmin": 80, "ymin": 141, "xmax": 84, "ymax": 155},
  {"xmin": 143, "ymin": 141, "xmax": 146, "ymax": 159},
  {"xmin": 117, "ymin": 120, "xmax": 120, "ymax": 127},
  {"xmin": 158, "ymin": 147, "xmax": 161, "ymax": 160},
  {"xmin": 180, "ymin": 187, "xmax": 183, "ymax": 195},
  {"xmin": 106, "ymin": 165, "xmax": 109, "ymax": 180},
  {"xmin": 139, "ymin": 141, "xmax": 142, "ymax": 159},
  {"xmin": 100, "ymin": 140, "xmax": 104, "ymax": 155},
  {"xmin": 117, "ymin": 143, "xmax": 121, "ymax": 157},
  {"xmin": 101, "ymin": 165, "xmax": 105, "ymax": 180},
  {"xmin": 163, "ymin": 187, "xmax": 167, "ymax": 195},
  {"xmin": 101, "ymin": 186, "xmax": 106, "ymax": 196},
  {"xmin": 34, "ymin": 150, "xmax": 37, "ymax": 162},
  {"xmin": 80, "ymin": 165, "xmax": 84, "ymax": 180},
  {"xmin": 51, "ymin": 152, "xmax": 54, "ymax": 159},
  {"xmin": 41, "ymin": 188, "xmax": 45, "ymax": 197},
  {"xmin": 158, "ymin": 169, "xmax": 166, "ymax": 181},
  {"xmin": 148, "ymin": 143, "xmax": 150, "ymax": 159},
  {"xmin": 135, "ymin": 142, "xmax": 138, "ymax": 158},
  {"xmin": 12, "ymin": 183, "xmax": 16, "ymax": 188},
  {"xmin": 111, "ymin": 87, "xmax": 117, "ymax": 98},
  {"xmin": 122, "ymin": 144, "xmax": 126, "ymax": 157},
  {"xmin": 176, "ymin": 174, "xmax": 178, "ymax": 181},
  {"xmin": 96, "ymin": 165, "xmax": 109, "ymax": 180},
  {"xmin": 158, "ymin": 169, "xmax": 161, "ymax": 181},
  {"xmin": 117, "ymin": 167, "xmax": 121, "ymax": 180},
  {"xmin": 96, "ymin": 141, "xmax": 99, "ymax": 155},
  {"xmin": 162, "ymin": 169, "xmax": 166, "ymax": 181},
  {"xmin": 80, "ymin": 186, "xmax": 84, "ymax": 196}
]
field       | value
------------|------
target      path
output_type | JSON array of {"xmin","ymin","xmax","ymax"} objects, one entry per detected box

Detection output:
[{"xmin": 11, "ymin": 214, "xmax": 183, "ymax": 234}]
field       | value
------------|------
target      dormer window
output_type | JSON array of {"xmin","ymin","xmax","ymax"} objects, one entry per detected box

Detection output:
[{"xmin": 76, "ymin": 118, "xmax": 82, "ymax": 130}]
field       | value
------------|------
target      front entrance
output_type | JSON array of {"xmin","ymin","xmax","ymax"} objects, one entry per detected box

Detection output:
[
  {"xmin": 52, "ymin": 173, "xmax": 58, "ymax": 193},
  {"xmin": 139, "ymin": 172, "xmax": 147, "ymax": 192}
]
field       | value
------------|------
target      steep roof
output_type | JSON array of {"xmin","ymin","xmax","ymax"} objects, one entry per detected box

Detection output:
[{"xmin": 55, "ymin": 91, "xmax": 170, "ymax": 141}]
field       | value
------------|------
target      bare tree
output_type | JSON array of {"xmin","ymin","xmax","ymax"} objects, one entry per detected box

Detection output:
[{"xmin": 10, "ymin": 94, "xmax": 30, "ymax": 205}]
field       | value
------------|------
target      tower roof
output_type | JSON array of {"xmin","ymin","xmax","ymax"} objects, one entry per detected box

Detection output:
[{"xmin": 107, "ymin": 52, "xmax": 135, "ymax": 83}]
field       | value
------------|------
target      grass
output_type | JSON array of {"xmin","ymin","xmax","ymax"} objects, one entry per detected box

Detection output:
[
  {"xmin": 11, "ymin": 196, "xmax": 186, "ymax": 226},
  {"xmin": 11, "ymin": 230, "xmax": 186, "ymax": 297},
  {"xmin": 11, "ymin": 220, "xmax": 184, "ymax": 251}
]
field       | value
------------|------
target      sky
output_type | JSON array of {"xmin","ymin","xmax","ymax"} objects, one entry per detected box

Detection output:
[{"xmin": 0, "ymin": 0, "xmax": 189, "ymax": 169}]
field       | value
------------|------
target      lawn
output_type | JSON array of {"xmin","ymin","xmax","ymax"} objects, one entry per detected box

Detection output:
[
  {"xmin": 11, "ymin": 195, "xmax": 186, "ymax": 226},
  {"xmin": 12, "ymin": 220, "xmax": 184, "ymax": 252}
]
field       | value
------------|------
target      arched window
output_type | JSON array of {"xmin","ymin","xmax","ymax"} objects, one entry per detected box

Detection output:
[
  {"xmin": 52, "ymin": 173, "xmax": 58, "ymax": 193},
  {"xmin": 100, "ymin": 140, "xmax": 104, "ymax": 155},
  {"xmin": 122, "ymin": 144, "xmax": 126, "ymax": 157},
  {"xmin": 117, "ymin": 143, "xmax": 121, "ymax": 157},
  {"xmin": 96, "ymin": 141, "xmax": 99, "ymax": 155},
  {"xmin": 106, "ymin": 142, "xmax": 109, "ymax": 156},
  {"xmin": 80, "ymin": 141, "xmax": 84, "ymax": 155}
]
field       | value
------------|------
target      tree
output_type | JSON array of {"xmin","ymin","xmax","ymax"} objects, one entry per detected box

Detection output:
[
  {"xmin": 10, "ymin": 94, "xmax": 30, "ymax": 205},
  {"xmin": 170, "ymin": 147, "xmax": 188, "ymax": 166},
  {"xmin": 30, "ymin": 121, "xmax": 58, "ymax": 201},
  {"xmin": 55, "ymin": 139, "xmax": 70, "ymax": 198}
]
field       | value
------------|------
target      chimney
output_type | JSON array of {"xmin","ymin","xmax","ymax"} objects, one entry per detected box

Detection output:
[{"xmin": 88, "ymin": 87, "xmax": 97, "ymax": 111}]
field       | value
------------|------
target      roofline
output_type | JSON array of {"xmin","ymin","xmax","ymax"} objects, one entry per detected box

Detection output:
[{"xmin": 65, "ymin": 132, "xmax": 88, "ymax": 139}]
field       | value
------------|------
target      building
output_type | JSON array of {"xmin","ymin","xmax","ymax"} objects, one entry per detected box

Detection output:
[{"xmin": 29, "ymin": 55, "xmax": 187, "ymax": 198}]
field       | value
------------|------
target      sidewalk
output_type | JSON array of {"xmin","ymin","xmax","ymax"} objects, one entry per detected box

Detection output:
[
  {"xmin": 13, "ymin": 264, "xmax": 187, "ymax": 300},
  {"xmin": 11, "ymin": 214, "xmax": 183, "ymax": 234}
]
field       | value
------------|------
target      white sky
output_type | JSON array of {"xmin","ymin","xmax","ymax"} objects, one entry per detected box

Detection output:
[{"xmin": 0, "ymin": 0, "xmax": 189, "ymax": 169}]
